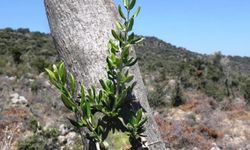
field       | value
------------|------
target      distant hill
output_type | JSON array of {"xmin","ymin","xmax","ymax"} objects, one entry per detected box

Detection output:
[
  {"xmin": 135, "ymin": 36, "xmax": 250, "ymax": 75},
  {"xmin": 1, "ymin": 28, "xmax": 250, "ymax": 106}
]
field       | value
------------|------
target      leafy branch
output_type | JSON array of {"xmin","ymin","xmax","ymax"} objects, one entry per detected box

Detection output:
[{"xmin": 46, "ymin": 0, "xmax": 147, "ymax": 149}]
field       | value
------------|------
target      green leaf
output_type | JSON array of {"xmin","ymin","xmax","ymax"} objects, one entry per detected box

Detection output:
[
  {"xmin": 98, "ymin": 90, "xmax": 103, "ymax": 103},
  {"xmin": 109, "ymin": 40, "xmax": 119, "ymax": 53},
  {"xmin": 52, "ymin": 64, "xmax": 59, "ymax": 80},
  {"xmin": 91, "ymin": 86, "xmax": 96, "ymax": 100},
  {"xmin": 69, "ymin": 73, "xmax": 75, "ymax": 95},
  {"xmin": 87, "ymin": 88, "xmax": 94, "ymax": 101},
  {"xmin": 133, "ymin": 6, "xmax": 141, "ymax": 18},
  {"xmin": 58, "ymin": 62, "xmax": 66, "ymax": 83},
  {"xmin": 99, "ymin": 79, "xmax": 108, "ymax": 91},
  {"xmin": 111, "ymin": 53, "xmax": 121, "ymax": 67},
  {"xmin": 126, "ymin": 58, "xmax": 138, "ymax": 66},
  {"xmin": 68, "ymin": 118, "xmax": 82, "ymax": 128},
  {"xmin": 129, "ymin": 0, "xmax": 136, "ymax": 10},
  {"xmin": 128, "ymin": 33, "xmax": 135, "ymax": 42},
  {"xmin": 127, "ymin": 18, "xmax": 134, "ymax": 32},
  {"xmin": 107, "ymin": 80, "xmax": 114, "ymax": 93},
  {"xmin": 118, "ymin": 5, "xmax": 126, "ymax": 20},
  {"xmin": 136, "ymin": 109, "xmax": 143, "ymax": 122},
  {"xmin": 116, "ymin": 21, "xmax": 123, "ymax": 30},
  {"xmin": 131, "ymin": 116, "xmax": 137, "ymax": 126},
  {"xmin": 61, "ymin": 93, "xmax": 77, "ymax": 112},
  {"xmin": 106, "ymin": 57, "xmax": 114, "ymax": 69},
  {"xmin": 123, "ymin": 0, "xmax": 129, "ymax": 9},
  {"xmin": 111, "ymin": 30, "xmax": 120, "ymax": 40},
  {"xmin": 85, "ymin": 102, "xmax": 91, "ymax": 118},
  {"xmin": 115, "ymin": 90, "xmax": 127, "ymax": 109},
  {"xmin": 122, "ymin": 44, "xmax": 130, "ymax": 59},
  {"xmin": 138, "ymin": 118, "xmax": 147, "ymax": 128},
  {"xmin": 131, "ymin": 37, "xmax": 144, "ymax": 44},
  {"xmin": 80, "ymin": 84, "xmax": 86, "ymax": 109},
  {"xmin": 127, "ymin": 124, "xmax": 133, "ymax": 132},
  {"xmin": 80, "ymin": 118, "xmax": 87, "ymax": 127},
  {"xmin": 126, "ymin": 75, "xmax": 134, "ymax": 83},
  {"xmin": 137, "ymin": 127, "xmax": 146, "ymax": 134},
  {"xmin": 45, "ymin": 68, "xmax": 57, "ymax": 82}
]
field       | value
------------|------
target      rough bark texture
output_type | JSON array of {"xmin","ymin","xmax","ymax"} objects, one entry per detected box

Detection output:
[{"xmin": 44, "ymin": 0, "xmax": 165, "ymax": 149}]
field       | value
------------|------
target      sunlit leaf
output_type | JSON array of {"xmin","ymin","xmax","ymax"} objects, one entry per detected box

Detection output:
[
  {"xmin": 61, "ymin": 93, "xmax": 77, "ymax": 112},
  {"xmin": 123, "ymin": 0, "xmax": 129, "ymax": 9},
  {"xmin": 69, "ymin": 73, "xmax": 75, "ymax": 96},
  {"xmin": 118, "ymin": 5, "xmax": 126, "ymax": 20},
  {"xmin": 133, "ymin": 7, "xmax": 141, "ymax": 18},
  {"xmin": 129, "ymin": 0, "xmax": 136, "ymax": 10}
]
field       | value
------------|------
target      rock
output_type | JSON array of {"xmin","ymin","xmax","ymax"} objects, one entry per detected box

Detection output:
[
  {"xmin": 58, "ymin": 135, "xmax": 67, "ymax": 144},
  {"xmin": 66, "ymin": 132, "xmax": 77, "ymax": 145},
  {"xmin": 38, "ymin": 72, "xmax": 45, "ymax": 78},
  {"xmin": 168, "ymin": 80, "xmax": 176, "ymax": 88},
  {"xmin": 10, "ymin": 93, "xmax": 28, "ymax": 105},
  {"xmin": 210, "ymin": 143, "xmax": 221, "ymax": 150},
  {"xmin": 59, "ymin": 124, "xmax": 70, "ymax": 135},
  {"xmin": 246, "ymin": 144, "xmax": 250, "ymax": 149},
  {"xmin": 28, "ymin": 79, "xmax": 34, "ymax": 82},
  {"xmin": 5, "ymin": 76, "xmax": 16, "ymax": 81},
  {"xmin": 44, "ymin": 80, "xmax": 51, "ymax": 88},
  {"xmin": 58, "ymin": 131, "xmax": 77, "ymax": 145}
]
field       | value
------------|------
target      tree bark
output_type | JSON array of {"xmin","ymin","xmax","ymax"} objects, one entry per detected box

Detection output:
[{"xmin": 44, "ymin": 0, "xmax": 165, "ymax": 149}]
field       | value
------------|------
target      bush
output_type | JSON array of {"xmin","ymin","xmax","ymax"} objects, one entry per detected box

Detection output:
[
  {"xmin": 17, "ymin": 118, "xmax": 60, "ymax": 150},
  {"xmin": 10, "ymin": 47, "xmax": 22, "ymax": 64},
  {"xmin": 203, "ymin": 81, "xmax": 225, "ymax": 101},
  {"xmin": 31, "ymin": 57, "xmax": 50, "ymax": 73},
  {"xmin": 148, "ymin": 91, "xmax": 165, "ymax": 108},
  {"xmin": 171, "ymin": 81, "xmax": 185, "ymax": 107},
  {"xmin": 17, "ymin": 134, "xmax": 46, "ymax": 150},
  {"xmin": 242, "ymin": 78, "xmax": 250, "ymax": 105}
]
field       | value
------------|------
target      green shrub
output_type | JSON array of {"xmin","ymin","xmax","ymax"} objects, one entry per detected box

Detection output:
[
  {"xmin": 31, "ymin": 57, "xmax": 50, "ymax": 73},
  {"xmin": 17, "ymin": 134, "xmax": 46, "ymax": 150},
  {"xmin": 171, "ymin": 81, "xmax": 185, "ymax": 107},
  {"xmin": 148, "ymin": 91, "xmax": 165, "ymax": 108},
  {"xmin": 31, "ymin": 80, "xmax": 42, "ymax": 94},
  {"xmin": 10, "ymin": 47, "xmax": 22, "ymax": 64},
  {"xmin": 17, "ymin": 118, "xmax": 60, "ymax": 150},
  {"xmin": 242, "ymin": 78, "xmax": 250, "ymax": 105},
  {"xmin": 203, "ymin": 81, "xmax": 225, "ymax": 101}
]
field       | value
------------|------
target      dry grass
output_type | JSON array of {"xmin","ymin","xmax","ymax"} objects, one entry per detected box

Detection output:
[
  {"xmin": 156, "ymin": 91, "xmax": 250, "ymax": 149},
  {"xmin": 0, "ymin": 124, "xmax": 21, "ymax": 150}
]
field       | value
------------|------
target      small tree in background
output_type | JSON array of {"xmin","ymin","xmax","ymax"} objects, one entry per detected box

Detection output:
[
  {"xmin": 242, "ymin": 77, "xmax": 250, "ymax": 105},
  {"xmin": 171, "ymin": 80, "xmax": 185, "ymax": 107}
]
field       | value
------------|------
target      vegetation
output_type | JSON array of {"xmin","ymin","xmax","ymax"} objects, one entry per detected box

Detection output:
[
  {"xmin": 1, "ymin": 27, "xmax": 250, "ymax": 108},
  {"xmin": 0, "ymin": 28, "xmax": 58, "ymax": 77},
  {"xmin": 242, "ymin": 77, "xmax": 250, "ymax": 105},
  {"xmin": 17, "ymin": 118, "xmax": 60, "ymax": 150},
  {"xmin": 171, "ymin": 81, "xmax": 185, "ymax": 107}
]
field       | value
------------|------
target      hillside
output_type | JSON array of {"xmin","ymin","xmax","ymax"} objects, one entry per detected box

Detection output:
[{"xmin": 1, "ymin": 28, "xmax": 250, "ymax": 149}]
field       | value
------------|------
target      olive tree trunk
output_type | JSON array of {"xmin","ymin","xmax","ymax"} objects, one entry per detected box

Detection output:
[{"xmin": 44, "ymin": 0, "xmax": 165, "ymax": 149}]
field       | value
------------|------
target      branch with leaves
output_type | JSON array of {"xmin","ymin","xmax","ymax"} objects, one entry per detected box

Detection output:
[{"xmin": 46, "ymin": 0, "xmax": 147, "ymax": 149}]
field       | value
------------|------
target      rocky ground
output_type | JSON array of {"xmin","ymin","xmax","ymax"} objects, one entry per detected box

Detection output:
[
  {"xmin": 0, "ymin": 74, "xmax": 83, "ymax": 150},
  {"xmin": 156, "ymin": 91, "xmax": 250, "ymax": 150}
]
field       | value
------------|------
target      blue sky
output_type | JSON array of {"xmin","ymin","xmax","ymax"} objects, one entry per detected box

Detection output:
[{"xmin": 0, "ymin": 0, "xmax": 250, "ymax": 56}]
